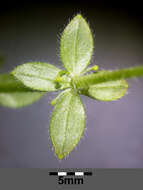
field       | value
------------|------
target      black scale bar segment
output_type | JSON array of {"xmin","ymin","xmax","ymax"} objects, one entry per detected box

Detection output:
[
  {"xmin": 67, "ymin": 172, "xmax": 75, "ymax": 176},
  {"xmin": 49, "ymin": 172, "xmax": 58, "ymax": 176},
  {"xmin": 84, "ymin": 172, "xmax": 92, "ymax": 176}
]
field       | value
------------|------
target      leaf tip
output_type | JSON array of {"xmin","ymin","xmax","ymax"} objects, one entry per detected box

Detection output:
[
  {"xmin": 92, "ymin": 65, "xmax": 99, "ymax": 71},
  {"xmin": 10, "ymin": 70, "xmax": 15, "ymax": 76},
  {"xmin": 57, "ymin": 153, "xmax": 65, "ymax": 160},
  {"xmin": 74, "ymin": 14, "xmax": 86, "ymax": 23},
  {"xmin": 75, "ymin": 14, "xmax": 82, "ymax": 19},
  {"xmin": 50, "ymin": 98, "xmax": 57, "ymax": 106}
]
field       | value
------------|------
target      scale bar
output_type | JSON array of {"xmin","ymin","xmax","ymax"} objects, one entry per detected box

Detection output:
[{"xmin": 49, "ymin": 172, "xmax": 92, "ymax": 176}]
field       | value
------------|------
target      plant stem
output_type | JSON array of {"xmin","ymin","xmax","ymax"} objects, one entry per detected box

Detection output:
[{"xmin": 74, "ymin": 66, "xmax": 143, "ymax": 89}]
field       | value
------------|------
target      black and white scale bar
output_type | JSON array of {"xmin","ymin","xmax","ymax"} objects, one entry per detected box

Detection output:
[{"xmin": 49, "ymin": 172, "xmax": 92, "ymax": 176}]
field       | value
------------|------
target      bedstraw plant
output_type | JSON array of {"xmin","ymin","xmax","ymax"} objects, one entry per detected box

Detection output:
[{"xmin": 0, "ymin": 14, "xmax": 143, "ymax": 159}]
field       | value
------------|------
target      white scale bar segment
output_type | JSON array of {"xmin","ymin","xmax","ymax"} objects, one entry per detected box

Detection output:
[
  {"xmin": 58, "ymin": 172, "xmax": 67, "ymax": 176},
  {"xmin": 75, "ymin": 172, "xmax": 84, "ymax": 176}
]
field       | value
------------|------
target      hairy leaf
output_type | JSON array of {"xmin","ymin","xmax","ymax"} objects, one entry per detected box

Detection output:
[
  {"xmin": 87, "ymin": 80, "xmax": 128, "ymax": 101},
  {"xmin": 50, "ymin": 89, "xmax": 85, "ymax": 159},
  {"xmin": 12, "ymin": 62, "xmax": 69, "ymax": 91},
  {"xmin": 0, "ymin": 74, "xmax": 45, "ymax": 108},
  {"xmin": 60, "ymin": 14, "xmax": 93, "ymax": 76}
]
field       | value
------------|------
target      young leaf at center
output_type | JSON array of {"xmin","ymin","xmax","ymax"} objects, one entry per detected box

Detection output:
[{"xmin": 50, "ymin": 89, "xmax": 85, "ymax": 159}]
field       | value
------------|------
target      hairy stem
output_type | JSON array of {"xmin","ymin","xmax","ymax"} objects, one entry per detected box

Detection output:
[{"xmin": 74, "ymin": 66, "xmax": 143, "ymax": 89}]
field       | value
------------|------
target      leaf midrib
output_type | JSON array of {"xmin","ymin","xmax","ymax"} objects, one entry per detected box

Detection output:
[
  {"xmin": 61, "ymin": 91, "xmax": 73, "ymax": 155},
  {"xmin": 74, "ymin": 19, "xmax": 80, "ymax": 72},
  {"xmin": 15, "ymin": 72, "xmax": 56, "ymax": 83}
]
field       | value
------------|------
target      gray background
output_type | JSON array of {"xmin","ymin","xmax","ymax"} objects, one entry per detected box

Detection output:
[
  {"xmin": 1, "ymin": 169, "xmax": 143, "ymax": 189},
  {"xmin": 0, "ymin": 169, "xmax": 143, "ymax": 189},
  {"xmin": 0, "ymin": 1, "xmax": 143, "ymax": 168}
]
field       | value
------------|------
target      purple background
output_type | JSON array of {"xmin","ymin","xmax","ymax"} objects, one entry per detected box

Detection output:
[{"xmin": 0, "ymin": 1, "xmax": 143, "ymax": 168}]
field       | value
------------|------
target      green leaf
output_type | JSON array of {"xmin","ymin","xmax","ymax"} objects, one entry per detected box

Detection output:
[
  {"xmin": 50, "ymin": 89, "xmax": 85, "ymax": 159},
  {"xmin": 60, "ymin": 14, "xmax": 93, "ymax": 76},
  {"xmin": 86, "ymin": 80, "xmax": 128, "ymax": 101},
  {"xmin": 12, "ymin": 62, "xmax": 67, "ymax": 91},
  {"xmin": 0, "ymin": 74, "xmax": 45, "ymax": 108}
]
